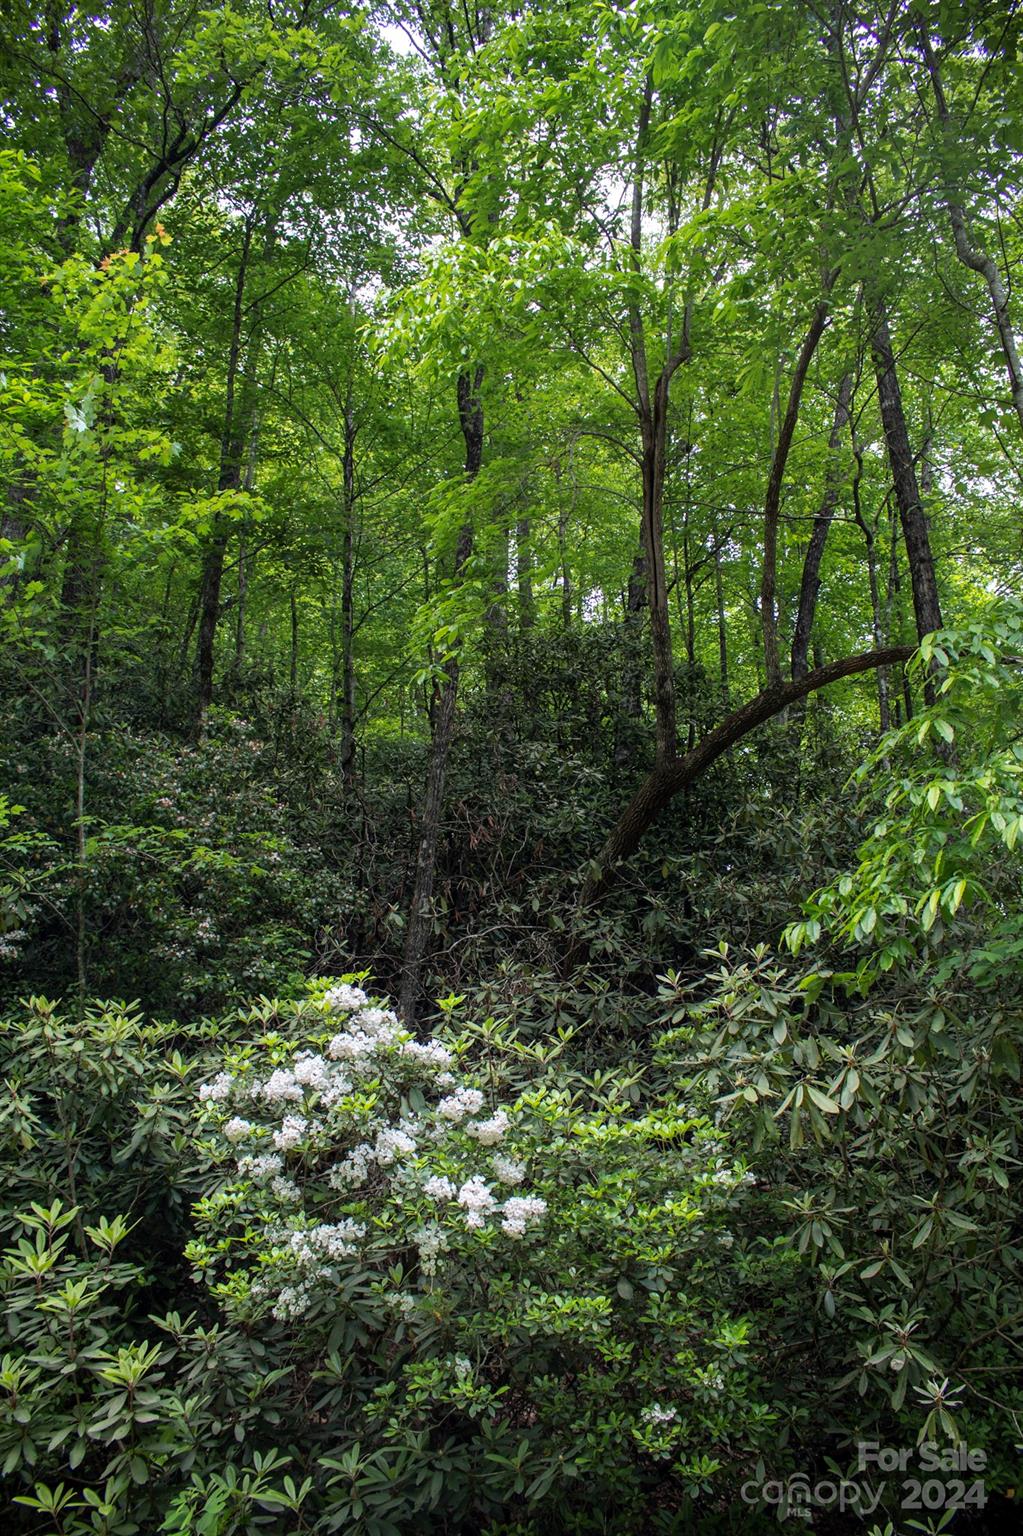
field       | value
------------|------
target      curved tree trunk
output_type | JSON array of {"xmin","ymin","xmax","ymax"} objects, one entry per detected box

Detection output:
[{"xmin": 579, "ymin": 644, "xmax": 913, "ymax": 908}]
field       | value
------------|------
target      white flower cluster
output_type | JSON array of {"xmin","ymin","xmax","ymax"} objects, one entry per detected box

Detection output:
[
  {"xmin": 499, "ymin": 1195, "xmax": 547, "ymax": 1238},
  {"xmin": 466, "ymin": 1109, "xmax": 509, "ymax": 1145},
  {"xmin": 198, "ymin": 1071, "xmax": 232, "ymax": 1103},
  {"xmin": 709, "ymin": 1163, "xmax": 756, "ymax": 1189},
  {"xmin": 640, "ymin": 1402, "xmax": 678, "ymax": 1426},
  {"xmin": 437, "ymin": 1087, "xmax": 485, "ymax": 1122},
  {"xmin": 273, "ymin": 1113, "xmax": 308, "ymax": 1151},
  {"xmin": 197, "ymin": 982, "xmax": 548, "ymax": 1317},
  {"xmin": 288, "ymin": 1219, "xmax": 366, "ymax": 1267},
  {"xmin": 423, "ymin": 1174, "xmax": 456, "ymax": 1201},
  {"xmin": 456, "ymin": 1175, "xmax": 497, "ymax": 1229},
  {"xmin": 324, "ymin": 982, "xmax": 368, "ymax": 1011},
  {"xmin": 491, "ymin": 1154, "xmax": 524, "ymax": 1185}
]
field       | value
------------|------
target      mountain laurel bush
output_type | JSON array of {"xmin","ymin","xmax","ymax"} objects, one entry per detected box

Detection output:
[{"xmin": 2, "ymin": 982, "xmax": 776, "ymax": 1534}]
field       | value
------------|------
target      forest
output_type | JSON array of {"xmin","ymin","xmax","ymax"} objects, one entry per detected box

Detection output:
[{"xmin": 1, "ymin": 0, "xmax": 1022, "ymax": 1530}]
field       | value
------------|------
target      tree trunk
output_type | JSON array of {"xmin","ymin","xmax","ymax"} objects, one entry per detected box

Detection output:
[
  {"xmin": 791, "ymin": 371, "xmax": 854, "ymax": 680},
  {"xmin": 761, "ymin": 297, "xmax": 832, "ymax": 686},
  {"xmin": 234, "ymin": 539, "xmax": 248, "ymax": 675},
  {"xmin": 850, "ymin": 436, "xmax": 891, "ymax": 733},
  {"xmin": 615, "ymin": 543, "xmax": 647, "ymax": 768},
  {"xmin": 579, "ymin": 644, "xmax": 914, "ymax": 909},
  {"xmin": 516, "ymin": 516, "xmax": 535, "ymax": 629},
  {"xmin": 289, "ymin": 589, "xmax": 299, "ymax": 693},
  {"xmin": 713, "ymin": 518, "xmax": 729, "ymax": 704},
  {"xmin": 400, "ymin": 363, "xmax": 484, "ymax": 1020},
  {"xmin": 871, "ymin": 309, "xmax": 943, "ymax": 641},
  {"xmin": 626, "ymin": 78, "xmax": 687, "ymax": 764},
  {"xmin": 918, "ymin": 26, "xmax": 1023, "ymax": 438},
  {"xmin": 0, "ymin": 485, "xmax": 29, "ymax": 605},
  {"xmin": 195, "ymin": 218, "xmax": 255, "ymax": 730},
  {"xmin": 339, "ymin": 402, "xmax": 358, "ymax": 781}
]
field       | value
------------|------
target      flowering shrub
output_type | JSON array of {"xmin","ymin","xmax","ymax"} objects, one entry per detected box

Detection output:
[
  {"xmin": 185, "ymin": 980, "xmax": 779, "ymax": 1531},
  {"xmin": 192, "ymin": 981, "xmax": 548, "ymax": 1322},
  {"xmin": 1, "ymin": 984, "xmax": 783, "ymax": 1534}
]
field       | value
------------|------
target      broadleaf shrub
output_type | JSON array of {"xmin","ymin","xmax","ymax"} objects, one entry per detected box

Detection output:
[{"xmin": 2, "ymin": 983, "xmax": 780, "ymax": 1534}]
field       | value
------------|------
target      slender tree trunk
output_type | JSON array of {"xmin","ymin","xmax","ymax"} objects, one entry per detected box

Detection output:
[
  {"xmin": 559, "ymin": 497, "xmax": 572, "ymax": 628},
  {"xmin": 400, "ymin": 364, "xmax": 484, "ymax": 1020},
  {"xmin": 761, "ymin": 297, "xmax": 832, "ymax": 686},
  {"xmin": 234, "ymin": 540, "xmax": 248, "ymax": 674},
  {"xmin": 713, "ymin": 527, "xmax": 729, "ymax": 705},
  {"xmin": 917, "ymin": 26, "xmax": 1023, "ymax": 438},
  {"xmin": 231, "ymin": 409, "xmax": 261, "ymax": 679},
  {"xmin": 340, "ymin": 401, "xmax": 358, "ymax": 782},
  {"xmin": 639, "ymin": 370, "xmax": 679, "ymax": 760},
  {"xmin": 626, "ymin": 79, "xmax": 686, "ymax": 763},
  {"xmin": 885, "ymin": 503, "xmax": 913, "ymax": 724},
  {"xmin": 871, "ymin": 308, "xmax": 943, "ymax": 642},
  {"xmin": 682, "ymin": 517, "xmax": 696, "ymax": 667},
  {"xmin": 289, "ymin": 589, "xmax": 299, "ymax": 693},
  {"xmin": 849, "ymin": 437, "xmax": 891, "ymax": 733},
  {"xmin": 196, "ymin": 219, "xmax": 254, "ymax": 729},
  {"xmin": 516, "ymin": 516, "xmax": 535, "ymax": 629},
  {"xmin": 0, "ymin": 487, "xmax": 29, "ymax": 605},
  {"xmin": 616, "ymin": 543, "xmax": 646, "ymax": 768},
  {"xmin": 791, "ymin": 372, "xmax": 854, "ymax": 680}
]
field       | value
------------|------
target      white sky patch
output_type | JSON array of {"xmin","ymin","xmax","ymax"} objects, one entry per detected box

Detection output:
[{"xmin": 378, "ymin": 22, "xmax": 416, "ymax": 57}]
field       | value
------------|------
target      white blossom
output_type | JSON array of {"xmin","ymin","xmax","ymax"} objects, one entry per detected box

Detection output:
[
  {"xmin": 500, "ymin": 1195, "xmax": 547, "ymax": 1237},
  {"xmin": 457, "ymin": 1176, "xmax": 496, "ymax": 1229},
  {"xmin": 273, "ymin": 1113, "xmax": 308, "ymax": 1151},
  {"xmin": 467, "ymin": 1108, "xmax": 509, "ymax": 1145},
  {"xmin": 272, "ymin": 1283, "xmax": 313, "ymax": 1320},
  {"xmin": 325, "ymin": 983, "xmax": 369, "ymax": 1012},
  {"xmin": 423, "ymin": 1174, "xmax": 456, "ymax": 1201},
  {"xmin": 293, "ymin": 1053, "xmax": 330, "ymax": 1090},
  {"xmin": 289, "ymin": 1220, "xmax": 365, "ymax": 1268},
  {"xmin": 401, "ymin": 1038, "xmax": 454, "ymax": 1070},
  {"xmin": 261, "ymin": 1068, "xmax": 304, "ymax": 1104},
  {"xmin": 357, "ymin": 1006, "xmax": 398, "ymax": 1033},
  {"xmin": 270, "ymin": 1176, "xmax": 302, "ymax": 1203},
  {"xmin": 328, "ymin": 1142, "xmax": 374, "ymax": 1188},
  {"xmin": 414, "ymin": 1223, "xmax": 448, "ymax": 1276},
  {"xmin": 223, "ymin": 1116, "xmax": 252, "ymax": 1143},
  {"xmin": 438, "ymin": 1087, "xmax": 485, "ymax": 1122},
  {"xmin": 198, "ymin": 1071, "xmax": 233, "ymax": 1103},
  {"xmin": 237, "ymin": 1152, "xmax": 283, "ymax": 1181},
  {"xmin": 374, "ymin": 1126, "xmax": 417, "ymax": 1166},
  {"xmin": 492, "ymin": 1154, "xmax": 525, "ymax": 1186}
]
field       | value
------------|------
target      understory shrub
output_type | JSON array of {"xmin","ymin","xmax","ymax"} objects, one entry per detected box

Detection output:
[
  {"xmin": 652, "ymin": 622, "xmax": 1023, "ymax": 1507},
  {"xmin": 1, "ymin": 982, "xmax": 780, "ymax": 1535}
]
